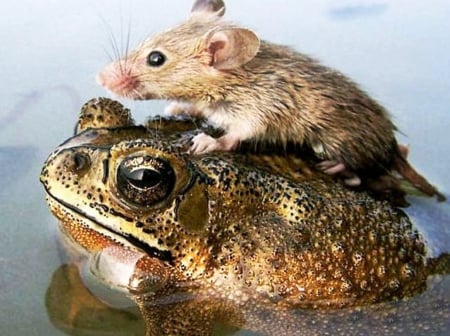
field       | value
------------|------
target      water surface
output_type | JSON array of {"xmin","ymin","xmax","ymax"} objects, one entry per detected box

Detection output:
[{"xmin": 1, "ymin": 0, "xmax": 449, "ymax": 335}]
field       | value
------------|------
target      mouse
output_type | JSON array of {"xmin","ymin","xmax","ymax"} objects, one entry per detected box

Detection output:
[{"xmin": 96, "ymin": 0, "xmax": 445, "ymax": 202}]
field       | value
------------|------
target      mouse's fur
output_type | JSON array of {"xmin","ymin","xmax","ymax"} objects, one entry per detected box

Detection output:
[{"xmin": 97, "ymin": 0, "xmax": 444, "ymax": 202}]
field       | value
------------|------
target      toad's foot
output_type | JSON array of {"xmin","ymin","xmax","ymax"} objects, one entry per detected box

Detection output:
[
  {"xmin": 317, "ymin": 160, "xmax": 361, "ymax": 186},
  {"xmin": 190, "ymin": 133, "xmax": 239, "ymax": 155}
]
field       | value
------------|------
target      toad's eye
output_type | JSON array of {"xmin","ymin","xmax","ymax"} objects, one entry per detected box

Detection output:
[
  {"xmin": 116, "ymin": 156, "xmax": 175, "ymax": 207},
  {"xmin": 147, "ymin": 51, "xmax": 166, "ymax": 67}
]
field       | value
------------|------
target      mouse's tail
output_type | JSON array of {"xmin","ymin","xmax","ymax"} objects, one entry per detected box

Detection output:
[{"xmin": 393, "ymin": 153, "xmax": 446, "ymax": 202}]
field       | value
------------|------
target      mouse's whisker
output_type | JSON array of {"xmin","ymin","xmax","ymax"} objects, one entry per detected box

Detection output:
[
  {"xmin": 124, "ymin": 15, "xmax": 133, "ymax": 59},
  {"xmin": 98, "ymin": 14, "xmax": 124, "ymax": 76},
  {"xmin": 120, "ymin": 10, "xmax": 135, "ymax": 76},
  {"xmin": 106, "ymin": 30, "xmax": 122, "ymax": 74},
  {"xmin": 99, "ymin": 15, "xmax": 122, "ymax": 61},
  {"xmin": 119, "ymin": 11, "xmax": 128, "ymax": 59},
  {"xmin": 112, "ymin": 34, "xmax": 121, "ymax": 60},
  {"xmin": 132, "ymin": 88, "xmax": 144, "ymax": 100},
  {"xmin": 128, "ymin": 42, "xmax": 144, "ymax": 68},
  {"xmin": 100, "ymin": 44, "xmax": 115, "ymax": 63}
]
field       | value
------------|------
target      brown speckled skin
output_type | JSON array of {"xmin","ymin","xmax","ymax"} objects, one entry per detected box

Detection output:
[{"xmin": 40, "ymin": 97, "xmax": 431, "ymax": 308}]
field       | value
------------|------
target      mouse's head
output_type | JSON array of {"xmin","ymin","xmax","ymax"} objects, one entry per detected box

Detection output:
[{"xmin": 97, "ymin": 0, "xmax": 260, "ymax": 101}]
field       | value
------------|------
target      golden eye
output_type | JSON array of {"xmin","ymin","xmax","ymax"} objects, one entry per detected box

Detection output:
[{"xmin": 117, "ymin": 156, "xmax": 175, "ymax": 207}]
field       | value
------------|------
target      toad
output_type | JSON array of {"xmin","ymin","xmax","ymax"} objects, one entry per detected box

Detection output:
[{"xmin": 41, "ymin": 98, "xmax": 448, "ymax": 334}]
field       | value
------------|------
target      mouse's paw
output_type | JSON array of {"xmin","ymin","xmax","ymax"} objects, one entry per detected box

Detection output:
[
  {"xmin": 165, "ymin": 102, "xmax": 187, "ymax": 116},
  {"xmin": 165, "ymin": 102, "xmax": 202, "ymax": 117},
  {"xmin": 190, "ymin": 133, "xmax": 221, "ymax": 154},
  {"xmin": 317, "ymin": 160, "xmax": 361, "ymax": 186},
  {"xmin": 190, "ymin": 133, "xmax": 240, "ymax": 154},
  {"xmin": 190, "ymin": 132, "xmax": 240, "ymax": 155},
  {"xmin": 317, "ymin": 160, "xmax": 346, "ymax": 175}
]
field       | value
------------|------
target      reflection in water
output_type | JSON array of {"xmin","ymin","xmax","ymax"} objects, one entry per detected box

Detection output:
[
  {"xmin": 406, "ymin": 199, "xmax": 450, "ymax": 256},
  {"xmin": 0, "ymin": 146, "xmax": 37, "ymax": 194},
  {"xmin": 0, "ymin": 84, "xmax": 81, "ymax": 132},
  {"xmin": 46, "ymin": 264, "xmax": 144, "ymax": 336},
  {"xmin": 46, "ymin": 260, "xmax": 450, "ymax": 336},
  {"xmin": 328, "ymin": 3, "xmax": 388, "ymax": 20}
]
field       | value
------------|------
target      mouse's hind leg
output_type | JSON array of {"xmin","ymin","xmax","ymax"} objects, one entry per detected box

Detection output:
[{"xmin": 317, "ymin": 160, "xmax": 362, "ymax": 186}]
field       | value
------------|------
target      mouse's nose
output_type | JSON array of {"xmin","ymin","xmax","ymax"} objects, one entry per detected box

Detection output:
[{"xmin": 95, "ymin": 63, "xmax": 140, "ymax": 99}]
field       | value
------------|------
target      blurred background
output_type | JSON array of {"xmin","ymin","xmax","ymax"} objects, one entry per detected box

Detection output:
[{"xmin": 0, "ymin": 0, "xmax": 449, "ymax": 334}]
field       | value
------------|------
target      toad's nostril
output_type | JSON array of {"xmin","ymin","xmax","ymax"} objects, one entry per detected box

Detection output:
[{"xmin": 73, "ymin": 153, "xmax": 91, "ymax": 173}]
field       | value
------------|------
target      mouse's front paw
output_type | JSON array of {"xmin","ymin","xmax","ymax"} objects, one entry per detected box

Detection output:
[
  {"xmin": 164, "ymin": 102, "xmax": 188, "ymax": 116},
  {"xmin": 190, "ymin": 133, "xmax": 221, "ymax": 154},
  {"xmin": 165, "ymin": 102, "xmax": 202, "ymax": 117}
]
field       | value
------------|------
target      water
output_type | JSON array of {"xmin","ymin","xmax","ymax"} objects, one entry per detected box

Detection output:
[{"xmin": 1, "ymin": 0, "xmax": 450, "ymax": 335}]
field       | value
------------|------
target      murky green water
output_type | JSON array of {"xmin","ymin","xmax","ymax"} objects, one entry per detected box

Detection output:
[{"xmin": 1, "ymin": 0, "xmax": 449, "ymax": 335}]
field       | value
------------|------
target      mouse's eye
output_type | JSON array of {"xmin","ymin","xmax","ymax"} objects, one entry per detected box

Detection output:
[{"xmin": 147, "ymin": 51, "xmax": 166, "ymax": 67}]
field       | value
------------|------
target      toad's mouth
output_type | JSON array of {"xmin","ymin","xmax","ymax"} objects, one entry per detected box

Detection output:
[{"xmin": 43, "ymin": 187, "xmax": 174, "ymax": 264}]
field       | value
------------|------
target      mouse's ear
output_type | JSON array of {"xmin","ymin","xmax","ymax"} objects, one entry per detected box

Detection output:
[
  {"xmin": 205, "ymin": 28, "xmax": 260, "ymax": 70},
  {"xmin": 191, "ymin": 0, "xmax": 225, "ymax": 17}
]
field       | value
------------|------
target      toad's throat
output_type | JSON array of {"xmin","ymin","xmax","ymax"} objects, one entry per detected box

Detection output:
[{"xmin": 44, "ymin": 187, "xmax": 174, "ymax": 264}]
